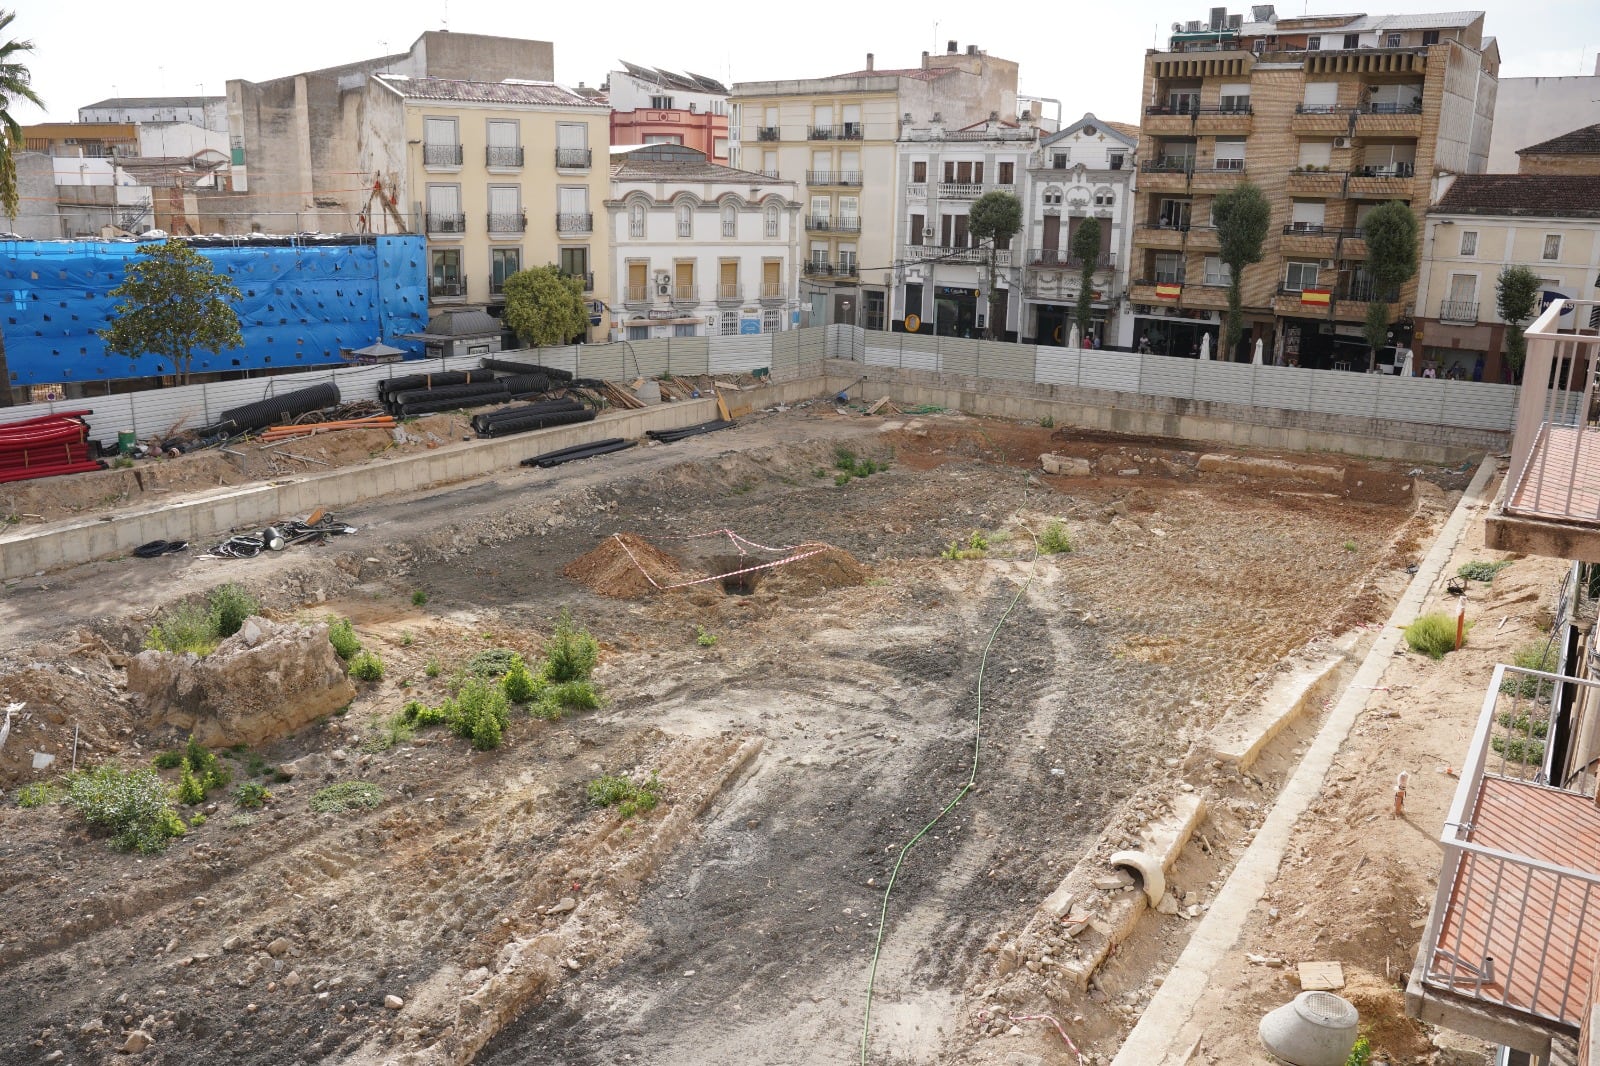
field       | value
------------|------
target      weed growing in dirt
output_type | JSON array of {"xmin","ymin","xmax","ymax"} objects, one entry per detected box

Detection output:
[
  {"xmin": 65, "ymin": 764, "xmax": 186, "ymax": 853},
  {"xmin": 586, "ymin": 771, "xmax": 663, "ymax": 819},
  {"xmin": 1492, "ymin": 732, "xmax": 1547, "ymax": 764},
  {"xmin": 467, "ymin": 648, "xmax": 525, "ymax": 678},
  {"xmin": 534, "ymin": 681, "xmax": 603, "ymax": 720},
  {"xmin": 544, "ymin": 609, "xmax": 599, "ymax": 683},
  {"xmin": 412, "ymin": 589, "xmax": 429, "ymax": 606},
  {"xmin": 1345, "ymin": 1036, "xmax": 1371, "ymax": 1066},
  {"xmin": 425, "ymin": 658, "xmax": 442, "ymax": 678},
  {"xmin": 1404, "ymin": 612, "xmax": 1473, "ymax": 659},
  {"xmin": 941, "ymin": 532, "xmax": 990, "ymax": 560},
  {"xmin": 401, "ymin": 631, "xmax": 415, "ymax": 647},
  {"xmin": 327, "ymin": 617, "xmax": 361, "ymax": 660},
  {"xmin": 832, "ymin": 446, "xmax": 886, "ymax": 486},
  {"xmin": 1039, "ymin": 521, "xmax": 1072, "ymax": 555},
  {"xmin": 1458, "ymin": 559, "xmax": 1512, "ymax": 582},
  {"xmin": 695, "ymin": 625, "xmax": 718, "ymax": 647},
  {"xmin": 152, "ymin": 749, "xmax": 185, "ymax": 769},
  {"xmin": 1039, "ymin": 414, "xmax": 1055, "ymax": 429},
  {"xmin": 349, "ymin": 650, "xmax": 385, "ymax": 682},
  {"xmin": 1343, "ymin": 539, "xmax": 1358, "ymax": 552},
  {"xmin": 234, "ymin": 782, "xmax": 271, "ymax": 809},
  {"xmin": 144, "ymin": 585, "xmax": 261, "ymax": 655},
  {"xmin": 310, "ymin": 781, "xmax": 384, "ymax": 814},
  {"xmin": 189, "ymin": 812, "xmax": 207, "ymax": 827},
  {"xmin": 502, "ymin": 660, "xmax": 538, "ymax": 704},
  {"xmin": 208, "ymin": 584, "xmax": 259, "ymax": 638},
  {"xmin": 177, "ymin": 764, "xmax": 206, "ymax": 804},
  {"xmin": 401, "ymin": 677, "xmax": 511, "ymax": 750},
  {"xmin": 1502, "ymin": 642, "xmax": 1558, "ymax": 698},
  {"xmin": 164, "ymin": 736, "xmax": 230, "ymax": 805},
  {"xmin": 16, "ymin": 781, "xmax": 60, "ymax": 808},
  {"xmin": 227, "ymin": 813, "xmax": 256, "ymax": 829}
]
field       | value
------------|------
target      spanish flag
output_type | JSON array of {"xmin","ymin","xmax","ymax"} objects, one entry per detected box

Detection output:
[
  {"xmin": 1300, "ymin": 288, "xmax": 1332, "ymax": 307},
  {"xmin": 1155, "ymin": 283, "xmax": 1182, "ymax": 300}
]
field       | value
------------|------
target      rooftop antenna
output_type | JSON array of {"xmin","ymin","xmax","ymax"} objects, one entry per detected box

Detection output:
[{"xmin": 442, "ymin": 0, "xmax": 449, "ymax": 30}]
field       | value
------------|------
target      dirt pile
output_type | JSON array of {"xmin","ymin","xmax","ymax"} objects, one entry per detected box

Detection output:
[
  {"xmin": 126, "ymin": 616, "xmax": 356, "ymax": 746},
  {"xmin": 761, "ymin": 544, "xmax": 870, "ymax": 594},
  {"xmin": 564, "ymin": 533, "xmax": 692, "ymax": 598}
]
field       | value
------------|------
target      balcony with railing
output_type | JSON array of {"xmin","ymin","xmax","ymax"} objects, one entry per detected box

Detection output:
[
  {"xmin": 905, "ymin": 245, "xmax": 1014, "ymax": 266},
  {"xmin": 423, "ymin": 143, "xmax": 463, "ymax": 168},
  {"xmin": 807, "ymin": 125, "xmax": 836, "ymax": 140},
  {"xmin": 487, "ymin": 212, "xmax": 527, "ymax": 235},
  {"xmin": 1348, "ymin": 162, "xmax": 1417, "ymax": 197},
  {"xmin": 1195, "ymin": 104, "xmax": 1254, "ymax": 134},
  {"xmin": 1356, "ymin": 102, "xmax": 1424, "ymax": 135},
  {"xmin": 1287, "ymin": 169, "xmax": 1347, "ymax": 197},
  {"xmin": 1142, "ymin": 104, "xmax": 1201, "ymax": 135},
  {"xmin": 1027, "ymin": 248, "xmax": 1112, "ymax": 269},
  {"xmin": 555, "ymin": 147, "xmax": 592, "ymax": 170},
  {"xmin": 761, "ymin": 282, "xmax": 784, "ymax": 300},
  {"xmin": 756, "ymin": 126, "xmax": 780, "ymax": 141},
  {"xmin": 1291, "ymin": 106, "xmax": 1355, "ymax": 134},
  {"xmin": 807, "ymin": 171, "xmax": 864, "ymax": 187},
  {"xmin": 1280, "ymin": 222, "xmax": 1341, "ymax": 256},
  {"xmin": 1409, "ymin": 663, "xmax": 1600, "ymax": 1051},
  {"xmin": 937, "ymin": 182, "xmax": 986, "ymax": 199},
  {"xmin": 556, "ymin": 212, "xmax": 593, "ymax": 234},
  {"xmin": 804, "ymin": 259, "xmax": 835, "ymax": 277},
  {"xmin": 429, "ymin": 274, "xmax": 467, "ymax": 300},
  {"xmin": 486, "ymin": 145, "xmax": 524, "ymax": 168},
  {"xmin": 805, "ymin": 215, "xmax": 862, "ymax": 233},
  {"xmin": 671, "ymin": 283, "xmax": 697, "ymax": 304},
  {"xmin": 1438, "ymin": 300, "xmax": 1479, "ymax": 325},
  {"xmin": 1133, "ymin": 224, "xmax": 1188, "ymax": 250},
  {"xmin": 1138, "ymin": 157, "xmax": 1194, "ymax": 191},
  {"xmin": 1190, "ymin": 159, "xmax": 1246, "ymax": 191},
  {"xmin": 1487, "ymin": 299, "xmax": 1600, "ymax": 559},
  {"xmin": 425, "ymin": 212, "xmax": 466, "ymax": 235},
  {"xmin": 625, "ymin": 283, "xmax": 650, "ymax": 305},
  {"xmin": 716, "ymin": 282, "xmax": 743, "ymax": 303},
  {"xmin": 1129, "ymin": 277, "xmax": 1184, "ymax": 305}
]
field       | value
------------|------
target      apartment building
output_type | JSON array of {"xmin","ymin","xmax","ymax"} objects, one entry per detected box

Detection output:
[
  {"xmin": 1129, "ymin": 6, "xmax": 1497, "ymax": 365},
  {"xmin": 373, "ymin": 76, "xmax": 612, "ymax": 332},
  {"xmin": 730, "ymin": 43, "xmax": 1020, "ymax": 330},
  {"xmin": 1517, "ymin": 123, "xmax": 1600, "ymax": 176},
  {"xmin": 78, "ymin": 95, "xmax": 228, "ymax": 133},
  {"xmin": 605, "ymin": 144, "xmax": 800, "ymax": 340},
  {"xmin": 892, "ymin": 118, "xmax": 1039, "ymax": 340},
  {"xmin": 608, "ymin": 62, "xmax": 730, "ymax": 163},
  {"xmin": 1414, "ymin": 174, "xmax": 1600, "ymax": 382},
  {"xmin": 1024, "ymin": 115, "xmax": 1139, "ymax": 347}
]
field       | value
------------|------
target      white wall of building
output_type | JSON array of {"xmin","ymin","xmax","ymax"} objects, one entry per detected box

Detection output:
[
  {"xmin": 1487, "ymin": 75, "xmax": 1600, "ymax": 172},
  {"xmin": 136, "ymin": 122, "xmax": 231, "ymax": 159},
  {"xmin": 608, "ymin": 71, "xmax": 728, "ymax": 116}
]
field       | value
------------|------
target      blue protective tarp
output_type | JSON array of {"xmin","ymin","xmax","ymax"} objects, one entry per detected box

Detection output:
[{"xmin": 0, "ymin": 235, "xmax": 429, "ymax": 386}]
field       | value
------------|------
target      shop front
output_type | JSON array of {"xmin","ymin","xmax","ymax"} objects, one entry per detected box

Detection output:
[{"xmin": 1131, "ymin": 311, "xmax": 1220, "ymax": 359}]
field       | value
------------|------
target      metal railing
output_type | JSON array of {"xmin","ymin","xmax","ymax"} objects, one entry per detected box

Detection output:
[
  {"xmin": 1362, "ymin": 101, "xmax": 1423, "ymax": 114},
  {"xmin": 807, "ymin": 171, "xmax": 863, "ymax": 186},
  {"xmin": 425, "ymin": 212, "xmax": 466, "ymax": 234},
  {"xmin": 1294, "ymin": 104, "xmax": 1352, "ymax": 115},
  {"xmin": 423, "ymin": 143, "xmax": 463, "ymax": 166},
  {"xmin": 672, "ymin": 283, "xmax": 697, "ymax": 301},
  {"xmin": 485, "ymin": 145, "xmax": 524, "ymax": 167},
  {"xmin": 555, "ymin": 148, "xmax": 592, "ymax": 169},
  {"xmin": 1145, "ymin": 102, "xmax": 1200, "ymax": 115},
  {"xmin": 805, "ymin": 216, "xmax": 861, "ymax": 233},
  {"xmin": 839, "ymin": 123, "xmax": 864, "ymax": 141},
  {"xmin": 1140, "ymin": 158, "xmax": 1195, "ymax": 174},
  {"xmin": 1135, "ymin": 274, "xmax": 1186, "ymax": 287},
  {"xmin": 905, "ymin": 245, "xmax": 1014, "ymax": 266},
  {"xmin": 761, "ymin": 283, "xmax": 783, "ymax": 298},
  {"xmin": 756, "ymin": 126, "xmax": 780, "ymax": 141},
  {"xmin": 555, "ymin": 212, "xmax": 593, "ymax": 234},
  {"xmin": 1337, "ymin": 281, "xmax": 1399, "ymax": 302},
  {"xmin": 489, "ymin": 277, "xmax": 509, "ymax": 297},
  {"xmin": 487, "ymin": 212, "xmax": 527, "ymax": 233},
  {"xmin": 1419, "ymin": 664, "xmax": 1600, "ymax": 1029},
  {"xmin": 625, "ymin": 284, "xmax": 650, "ymax": 303},
  {"xmin": 1027, "ymin": 248, "xmax": 1112, "ymax": 269},
  {"xmin": 1438, "ymin": 300, "xmax": 1479, "ymax": 324},
  {"xmin": 807, "ymin": 125, "xmax": 836, "ymax": 140},
  {"xmin": 1352, "ymin": 162, "xmax": 1415, "ymax": 178},
  {"xmin": 1504, "ymin": 298, "xmax": 1600, "ymax": 522},
  {"xmin": 429, "ymin": 275, "xmax": 466, "ymax": 298},
  {"xmin": 804, "ymin": 260, "xmax": 835, "ymax": 276},
  {"xmin": 717, "ymin": 282, "xmax": 742, "ymax": 300},
  {"xmin": 1210, "ymin": 158, "xmax": 1246, "ymax": 171}
]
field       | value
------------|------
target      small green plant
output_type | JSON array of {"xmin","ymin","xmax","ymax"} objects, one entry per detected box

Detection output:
[
  {"xmin": 402, "ymin": 677, "xmax": 512, "ymax": 750},
  {"xmin": 145, "ymin": 600, "xmax": 224, "ymax": 655},
  {"xmin": 177, "ymin": 763, "xmax": 206, "ymax": 805},
  {"xmin": 152, "ymin": 749, "xmax": 185, "ymax": 770},
  {"xmin": 234, "ymin": 781, "xmax": 271, "ymax": 809},
  {"xmin": 327, "ymin": 617, "xmax": 361, "ymax": 660},
  {"xmin": 502, "ymin": 660, "xmax": 538, "ymax": 704},
  {"xmin": 310, "ymin": 781, "xmax": 384, "ymax": 814},
  {"xmin": 1039, "ymin": 414, "xmax": 1055, "ymax": 429},
  {"xmin": 832, "ymin": 446, "xmax": 887, "ymax": 485},
  {"xmin": 363, "ymin": 712, "xmax": 417, "ymax": 753},
  {"xmin": 208, "ymin": 583, "xmax": 259, "ymax": 639},
  {"xmin": 1039, "ymin": 520, "xmax": 1072, "ymax": 555},
  {"xmin": 544, "ymin": 609, "xmax": 599, "ymax": 683},
  {"xmin": 425, "ymin": 658, "xmax": 442, "ymax": 678},
  {"xmin": 1344, "ymin": 1036, "xmax": 1372, "ymax": 1066},
  {"xmin": 586, "ymin": 771, "xmax": 663, "ymax": 819},
  {"xmin": 16, "ymin": 781, "xmax": 60, "ymax": 808},
  {"xmin": 1404, "ymin": 611, "xmax": 1472, "ymax": 659},
  {"xmin": 227, "ymin": 813, "xmax": 256, "ymax": 829},
  {"xmin": 533, "ymin": 680, "xmax": 604, "ymax": 721},
  {"xmin": 466, "ymin": 648, "xmax": 525, "ymax": 678},
  {"xmin": 64, "ymin": 763, "xmax": 186, "ymax": 853},
  {"xmin": 1343, "ymin": 539, "xmax": 1358, "ymax": 552},
  {"xmin": 812, "ymin": 466, "xmax": 828, "ymax": 479},
  {"xmin": 401, "ymin": 631, "xmax": 415, "ymax": 647},
  {"xmin": 411, "ymin": 589, "xmax": 429, "ymax": 607},
  {"xmin": 696, "ymin": 625, "xmax": 718, "ymax": 648},
  {"xmin": 349, "ymin": 650, "xmax": 385, "ymax": 682},
  {"xmin": 1503, "ymin": 641, "xmax": 1558, "ymax": 698},
  {"xmin": 1491, "ymin": 733, "xmax": 1547, "ymax": 763},
  {"xmin": 1458, "ymin": 559, "xmax": 1512, "ymax": 582},
  {"xmin": 941, "ymin": 531, "xmax": 991, "ymax": 560},
  {"xmin": 189, "ymin": 812, "xmax": 207, "ymax": 827}
]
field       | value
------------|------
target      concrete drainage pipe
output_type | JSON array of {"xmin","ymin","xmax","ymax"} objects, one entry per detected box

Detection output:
[{"xmin": 1107, "ymin": 850, "xmax": 1165, "ymax": 909}]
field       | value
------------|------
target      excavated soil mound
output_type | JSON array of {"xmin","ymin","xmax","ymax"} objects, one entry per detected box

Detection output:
[
  {"xmin": 564, "ymin": 533, "xmax": 692, "ymax": 598},
  {"xmin": 761, "ymin": 545, "xmax": 869, "ymax": 595}
]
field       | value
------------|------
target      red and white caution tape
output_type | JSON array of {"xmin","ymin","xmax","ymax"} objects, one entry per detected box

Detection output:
[{"xmin": 609, "ymin": 531, "xmax": 838, "ymax": 592}]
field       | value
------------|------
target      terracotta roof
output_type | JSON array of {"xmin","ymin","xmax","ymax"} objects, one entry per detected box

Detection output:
[
  {"xmin": 1104, "ymin": 121, "xmax": 1140, "ymax": 141},
  {"xmin": 612, "ymin": 151, "xmax": 790, "ymax": 186},
  {"xmin": 1519, "ymin": 123, "xmax": 1600, "ymax": 157},
  {"xmin": 374, "ymin": 75, "xmax": 605, "ymax": 109},
  {"xmin": 1434, "ymin": 174, "xmax": 1600, "ymax": 219}
]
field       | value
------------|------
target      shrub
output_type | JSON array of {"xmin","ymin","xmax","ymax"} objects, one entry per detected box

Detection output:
[
  {"xmin": 695, "ymin": 625, "xmax": 718, "ymax": 648},
  {"xmin": 544, "ymin": 609, "xmax": 598, "ymax": 683},
  {"xmin": 310, "ymin": 781, "xmax": 383, "ymax": 814},
  {"xmin": 64, "ymin": 764, "xmax": 186, "ymax": 853},
  {"xmin": 1039, "ymin": 414, "xmax": 1055, "ymax": 429},
  {"xmin": 327, "ymin": 618, "xmax": 361, "ymax": 660},
  {"xmin": 502, "ymin": 660, "xmax": 538, "ymax": 704},
  {"xmin": 832, "ymin": 446, "xmax": 887, "ymax": 484},
  {"xmin": 208, "ymin": 583, "xmax": 259, "ymax": 639},
  {"xmin": 425, "ymin": 658, "xmax": 442, "ymax": 678},
  {"xmin": 1404, "ymin": 612, "xmax": 1472, "ymax": 659},
  {"xmin": 177, "ymin": 763, "xmax": 206, "ymax": 805},
  {"xmin": 16, "ymin": 781, "xmax": 60, "ymax": 808},
  {"xmin": 1491, "ymin": 733, "xmax": 1546, "ymax": 764},
  {"xmin": 234, "ymin": 781, "xmax": 271, "ymax": 809},
  {"xmin": 412, "ymin": 589, "xmax": 429, "ymax": 607},
  {"xmin": 145, "ymin": 600, "xmax": 223, "ymax": 655},
  {"xmin": 941, "ymin": 531, "xmax": 991, "ymax": 560},
  {"xmin": 1039, "ymin": 521, "xmax": 1072, "ymax": 555},
  {"xmin": 349, "ymin": 650, "xmax": 385, "ymax": 681},
  {"xmin": 1345, "ymin": 1036, "xmax": 1372, "ymax": 1066},
  {"xmin": 586, "ymin": 771, "xmax": 663, "ymax": 819},
  {"xmin": 152, "ymin": 749, "xmax": 185, "ymax": 770},
  {"xmin": 533, "ymin": 680, "xmax": 604, "ymax": 721},
  {"xmin": 467, "ymin": 648, "xmax": 524, "ymax": 678},
  {"xmin": 1458, "ymin": 559, "xmax": 1512, "ymax": 582},
  {"xmin": 1502, "ymin": 642, "xmax": 1558, "ymax": 698},
  {"xmin": 227, "ymin": 813, "xmax": 256, "ymax": 829},
  {"xmin": 189, "ymin": 813, "xmax": 207, "ymax": 827},
  {"xmin": 453, "ymin": 677, "xmax": 511, "ymax": 750}
]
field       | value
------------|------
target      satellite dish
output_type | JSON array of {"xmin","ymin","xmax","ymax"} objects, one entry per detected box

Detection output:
[{"xmin": 1173, "ymin": 22, "xmax": 1185, "ymax": 32}]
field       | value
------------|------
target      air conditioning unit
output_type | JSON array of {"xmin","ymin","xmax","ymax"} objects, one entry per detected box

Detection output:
[
  {"xmin": 1333, "ymin": 137, "xmax": 1352, "ymax": 149},
  {"xmin": 1320, "ymin": 258, "xmax": 1334, "ymax": 268},
  {"xmin": 657, "ymin": 282, "xmax": 671, "ymax": 296},
  {"xmin": 923, "ymin": 227, "xmax": 935, "ymax": 239}
]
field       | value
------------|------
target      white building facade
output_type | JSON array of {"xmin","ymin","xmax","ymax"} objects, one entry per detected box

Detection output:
[
  {"xmin": 606, "ymin": 143, "xmax": 802, "ymax": 340},
  {"xmin": 891, "ymin": 119, "xmax": 1040, "ymax": 339},
  {"xmin": 1022, "ymin": 115, "xmax": 1138, "ymax": 347}
]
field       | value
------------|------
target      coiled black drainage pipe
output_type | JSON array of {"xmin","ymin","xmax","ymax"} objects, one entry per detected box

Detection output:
[{"xmin": 209, "ymin": 382, "xmax": 340, "ymax": 435}]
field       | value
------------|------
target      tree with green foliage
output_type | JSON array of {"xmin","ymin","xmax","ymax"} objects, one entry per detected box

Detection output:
[
  {"xmin": 0, "ymin": 9, "xmax": 42, "ymax": 405},
  {"xmin": 503, "ymin": 265, "xmax": 588, "ymax": 348},
  {"xmin": 1212, "ymin": 182, "xmax": 1272, "ymax": 361},
  {"xmin": 1496, "ymin": 264, "xmax": 1542, "ymax": 381},
  {"xmin": 1359, "ymin": 200, "xmax": 1419, "ymax": 370},
  {"xmin": 966, "ymin": 190, "xmax": 1023, "ymax": 341},
  {"xmin": 1070, "ymin": 216, "xmax": 1102, "ymax": 345},
  {"xmin": 98, "ymin": 239, "xmax": 243, "ymax": 385}
]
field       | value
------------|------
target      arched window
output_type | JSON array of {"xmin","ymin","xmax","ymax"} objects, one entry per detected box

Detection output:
[
  {"xmin": 765, "ymin": 202, "xmax": 780, "ymax": 238},
  {"xmin": 629, "ymin": 202, "xmax": 646, "ymax": 238},
  {"xmin": 677, "ymin": 202, "xmax": 693, "ymax": 238},
  {"xmin": 721, "ymin": 201, "xmax": 738, "ymax": 237}
]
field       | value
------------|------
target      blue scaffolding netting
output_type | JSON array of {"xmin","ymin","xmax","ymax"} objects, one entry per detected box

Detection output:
[{"xmin": 1, "ymin": 235, "xmax": 429, "ymax": 386}]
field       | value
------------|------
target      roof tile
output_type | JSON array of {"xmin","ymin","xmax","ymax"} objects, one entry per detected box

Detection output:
[
  {"xmin": 1435, "ymin": 174, "xmax": 1600, "ymax": 219},
  {"xmin": 1519, "ymin": 123, "xmax": 1600, "ymax": 157}
]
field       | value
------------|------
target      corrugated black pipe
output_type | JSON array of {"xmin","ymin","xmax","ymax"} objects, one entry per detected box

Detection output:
[
  {"xmin": 523, "ymin": 439, "xmax": 636, "ymax": 468},
  {"xmin": 476, "ymin": 408, "xmax": 597, "ymax": 438},
  {"xmin": 211, "ymin": 382, "xmax": 340, "ymax": 435}
]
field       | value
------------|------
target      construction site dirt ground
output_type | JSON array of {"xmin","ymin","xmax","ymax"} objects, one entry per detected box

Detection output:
[{"xmin": 0, "ymin": 403, "xmax": 1486, "ymax": 1065}]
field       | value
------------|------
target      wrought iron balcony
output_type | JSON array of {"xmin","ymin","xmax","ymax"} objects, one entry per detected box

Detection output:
[
  {"xmin": 1438, "ymin": 299, "xmax": 1479, "ymax": 325},
  {"xmin": 839, "ymin": 123, "xmax": 863, "ymax": 140},
  {"xmin": 716, "ymin": 282, "xmax": 742, "ymax": 301},
  {"xmin": 1145, "ymin": 102, "xmax": 1199, "ymax": 115},
  {"xmin": 1352, "ymin": 162, "xmax": 1415, "ymax": 178},
  {"xmin": 1140, "ymin": 157, "xmax": 1195, "ymax": 173},
  {"xmin": 423, "ymin": 143, "xmax": 463, "ymax": 167},
  {"xmin": 1361, "ymin": 101, "xmax": 1423, "ymax": 114},
  {"xmin": 807, "ymin": 171, "xmax": 863, "ymax": 186},
  {"xmin": 757, "ymin": 126, "xmax": 780, "ymax": 141},
  {"xmin": 672, "ymin": 283, "xmax": 697, "ymax": 302},
  {"xmin": 761, "ymin": 282, "xmax": 783, "ymax": 299},
  {"xmin": 1027, "ymin": 248, "xmax": 1113, "ymax": 269},
  {"xmin": 425, "ymin": 212, "xmax": 466, "ymax": 234},
  {"xmin": 487, "ymin": 212, "xmax": 527, "ymax": 233},
  {"xmin": 485, "ymin": 145, "xmax": 524, "ymax": 167},
  {"xmin": 808, "ymin": 125, "xmax": 835, "ymax": 140},
  {"xmin": 555, "ymin": 212, "xmax": 593, "ymax": 234},
  {"xmin": 429, "ymin": 274, "xmax": 466, "ymax": 298},
  {"xmin": 555, "ymin": 148, "xmax": 592, "ymax": 169},
  {"xmin": 625, "ymin": 283, "xmax": 650, "ymax": 303},
  {"xmin": 803, "ymin": 260, "xmax": 835, "ymax": 276},
  {"xmin": 805, "ymin": 215, "xmax": 861, "ymax": 233},
  {"xmin": 561, "ymin": 271, "xmax": 595, "ymax": 292}
]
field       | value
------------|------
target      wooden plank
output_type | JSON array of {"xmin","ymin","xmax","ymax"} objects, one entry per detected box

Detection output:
[
  {"xmin": 866, "ymin": 396, "xmax": 891, "ymax": 415},
  {"xmin": 1297, "ymin": 960, "xmax": 1345, "ymax": 991}
]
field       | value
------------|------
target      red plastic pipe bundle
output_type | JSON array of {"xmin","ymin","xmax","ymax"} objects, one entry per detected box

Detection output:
[{"xmin": 0, "ymin": 410, "xmax": 105, "ymax": 484}]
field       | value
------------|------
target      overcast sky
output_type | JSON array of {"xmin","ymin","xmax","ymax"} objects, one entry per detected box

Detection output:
[{"xmin": 10, "ymin": 0, "xmax": 1599, "ymax": 126}]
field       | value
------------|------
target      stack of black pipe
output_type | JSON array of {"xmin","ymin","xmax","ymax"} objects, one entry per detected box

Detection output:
[
  {"xmin": 472, "ymin": 399, "xmax": 596, "ymax": 438},
  {"xmin": 378, "ymin": 369, "xmax": 511, "ymax": 417},
  {"xmin": 645, "ymin": 419, "xmax": 736, "ymax": 444},
  {"xmin": 481, "ymin": 358, "xmax": 575, "ymax": 384},
  {"xmin": 520, "ymin": 438, "xmax": 636, "ymax": 468}
]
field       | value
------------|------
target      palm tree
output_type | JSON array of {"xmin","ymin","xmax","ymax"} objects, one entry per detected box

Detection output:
[{"xmin": 0, "ymin": 9, "xmax": 41, "ymax": 406}]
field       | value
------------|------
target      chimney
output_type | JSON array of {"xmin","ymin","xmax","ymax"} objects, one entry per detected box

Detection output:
[
  {"xmin": 866, "ymin": 53, "xmax": 874, "ymax": 71},
  {"xmin": 967, "ymin": 44, "xmax": 980, "ymax": 56},
  {"xmin": 947, "ymin": 40, "xmax": 958, "ymax": 54}
]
